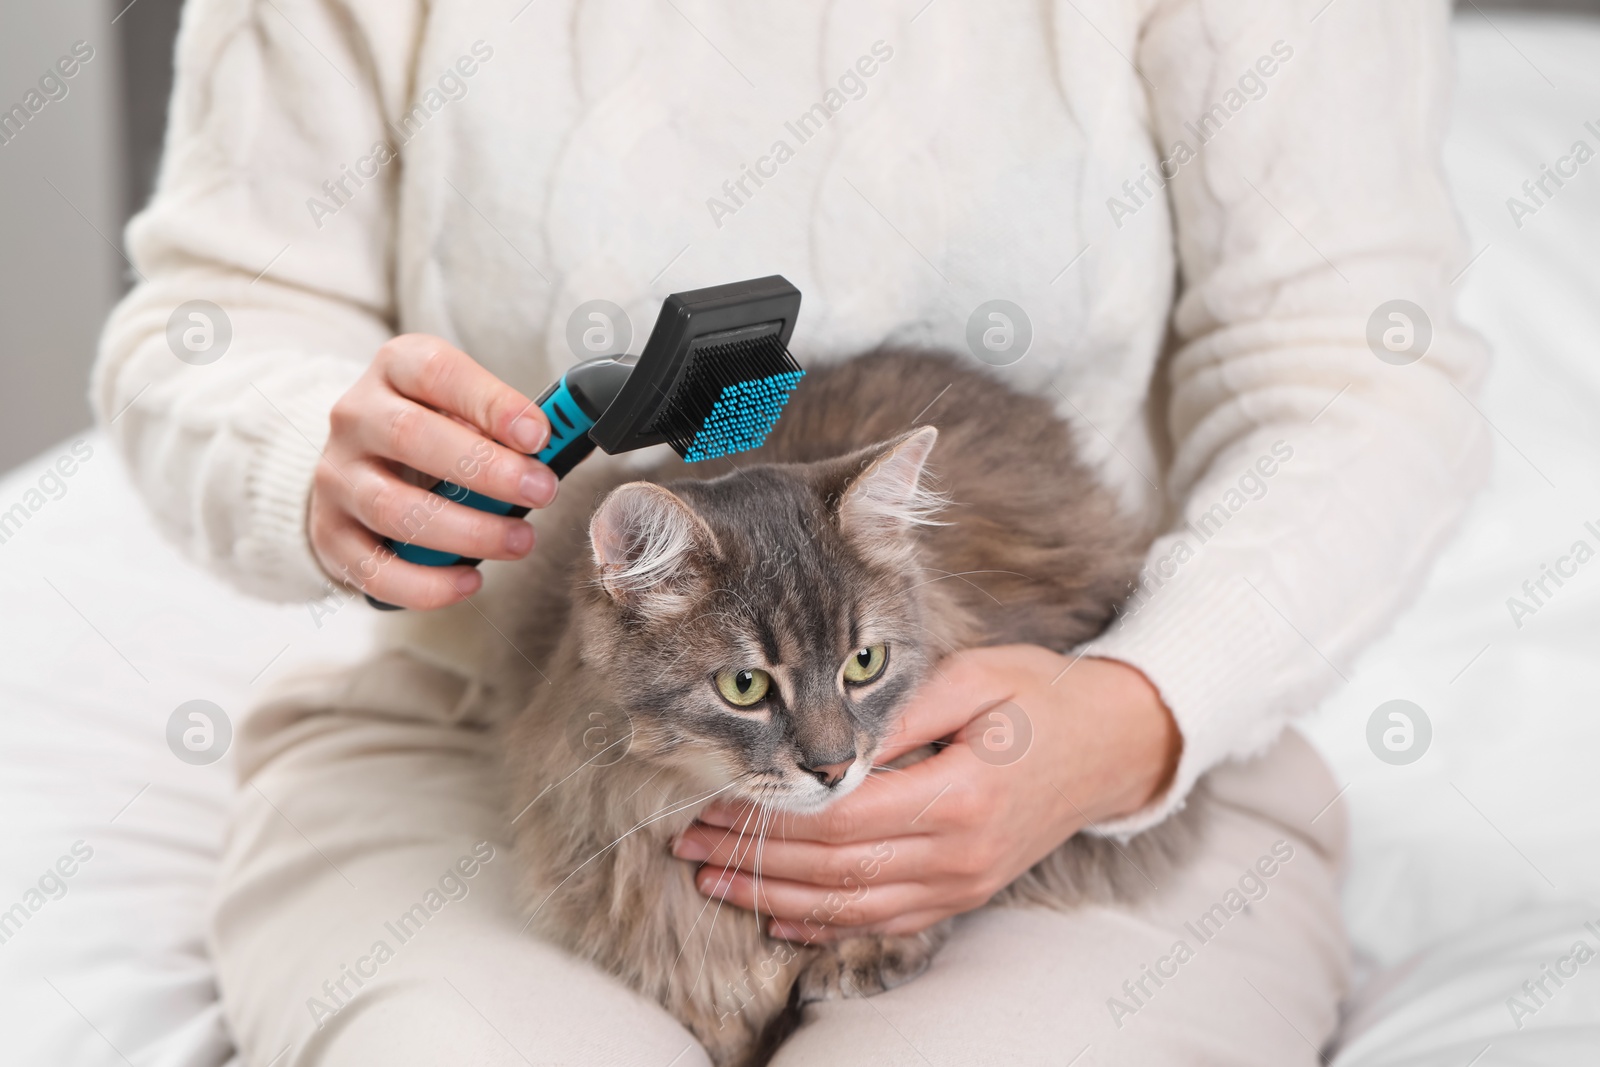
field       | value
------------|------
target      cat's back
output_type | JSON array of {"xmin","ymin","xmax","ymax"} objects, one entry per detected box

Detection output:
[
  {"xmin": 757, "ymin": 348, "xmax": 1132, "ymax": 561},
  {"xmin": 757, "ymin": 349, "xmax": 1145, "ymax": 648},
  {"xmin": 756, "ymin": 348, "xmax": 1071, "ymax": 476}
]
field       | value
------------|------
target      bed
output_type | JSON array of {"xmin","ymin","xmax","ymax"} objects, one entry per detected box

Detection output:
[{"xmin": 2, "ymin": 11, "xmax": 1598, "ymax": 1064}]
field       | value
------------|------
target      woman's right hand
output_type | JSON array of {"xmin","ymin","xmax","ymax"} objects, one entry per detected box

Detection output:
[{"xmin": 309, "ymin": 334, "xmax": 559, "ymax": 610}]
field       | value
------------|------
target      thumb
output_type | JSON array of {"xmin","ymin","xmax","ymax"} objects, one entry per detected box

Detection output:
[{"xmin": 876, "ymin": 655, "xmax": 1007, "ymax": 764}]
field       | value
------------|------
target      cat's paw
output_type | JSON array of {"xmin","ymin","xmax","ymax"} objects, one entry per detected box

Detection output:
[{"xmin": 795, "ymin": 924, "xmax": 949, "ymax": 1003}]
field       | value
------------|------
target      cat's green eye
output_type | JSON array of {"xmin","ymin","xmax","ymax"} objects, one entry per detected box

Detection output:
[
  {"xmin": 842, "ymin": 644, "xmax": 888, "ymax": 685},
  {"xmin": 714, "ymin": 667, "xmax": 772, "ymax": 708}
]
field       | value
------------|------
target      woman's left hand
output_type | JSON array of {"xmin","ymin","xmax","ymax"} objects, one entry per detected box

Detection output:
[{"xmin": 672, "ymin": 646, "xmax": 1182, "ymax": 942}]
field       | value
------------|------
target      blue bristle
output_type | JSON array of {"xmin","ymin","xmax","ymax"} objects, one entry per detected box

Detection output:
[{"xmin": 684, "ymin": 370, "xmax": 805, "ymax": 462}]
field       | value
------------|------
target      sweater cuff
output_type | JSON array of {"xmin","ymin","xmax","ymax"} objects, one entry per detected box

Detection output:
[
  {"xmin": 1078, "ymin": 562, "xmax": 1301, "ymax": 838},
  {"xmin": 236, "ymin": 366, "xmax": 362, "ymax": 601}
]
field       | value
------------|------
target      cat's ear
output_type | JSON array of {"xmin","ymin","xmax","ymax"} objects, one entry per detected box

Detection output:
[
  {"xmin": 590, "ymin": 482, "xmax": 721, "ymax": 616},
  {"xmin": 836, "ymin": 426, "xmax": 944, "ymax": 552}
]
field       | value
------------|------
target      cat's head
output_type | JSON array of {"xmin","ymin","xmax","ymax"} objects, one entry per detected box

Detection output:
[{"xmin": 577, "ymin": 427, "xmax": 945, "ymax": 813}]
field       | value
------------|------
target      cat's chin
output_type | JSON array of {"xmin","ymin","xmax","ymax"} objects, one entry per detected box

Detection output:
[
  {"xmin": 757, "ymin": 765, "xmax": 872, "ymax": 815},
  {"xmin": 766, "ymin": 790, "xmax": 843, "ymax": 816}
]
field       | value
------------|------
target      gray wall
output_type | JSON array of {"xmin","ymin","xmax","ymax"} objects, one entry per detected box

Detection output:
[
  {"xmin": 0, "ymin": 0, "xmax": 1593, "ymax": 472},
  {"xmin": 0, "ymin": 0, "xmax": 181, "ymax": 471},
  {"xmin": 0, "ymin": 0, "xmax": 124, "ymax": 470}
]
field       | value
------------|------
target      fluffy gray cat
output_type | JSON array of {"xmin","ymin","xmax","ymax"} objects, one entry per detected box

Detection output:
[{"xmin": 493, "ymin": 349, "xmax": 1206, "ymax": 1066}]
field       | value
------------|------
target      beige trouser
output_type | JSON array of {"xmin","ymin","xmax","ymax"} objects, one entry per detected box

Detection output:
[{"xmin": 211, "ymin": 650, "xmax": 1350, "ymax": 1067}]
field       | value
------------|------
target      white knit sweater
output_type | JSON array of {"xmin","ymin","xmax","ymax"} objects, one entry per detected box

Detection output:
[{"xmin": 93, "ymin": 0, "xmax": 1488, "ymax": 833}]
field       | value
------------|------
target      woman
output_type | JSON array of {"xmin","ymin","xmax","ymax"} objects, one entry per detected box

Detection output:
[{"xmin": 95, "ymin": 1, "xmax": 1487, "ymax": 1063}]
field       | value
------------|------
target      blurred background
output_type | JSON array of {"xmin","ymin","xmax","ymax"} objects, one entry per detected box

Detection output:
[
  {"xmin": 1, "ymin": 0, "xmax": 181, "ymax": 470},
  {"xmin": 0, "ymin": 0, "xmax": 1595, "ymax": 470}
]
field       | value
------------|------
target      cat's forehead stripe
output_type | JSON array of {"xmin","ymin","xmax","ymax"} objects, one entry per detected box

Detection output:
[{"xmin": 755, "ymin": 618, "xmax": 781, "ymax": 665}]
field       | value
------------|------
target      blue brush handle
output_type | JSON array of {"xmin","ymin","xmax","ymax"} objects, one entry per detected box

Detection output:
[{"xmin": 365, "ymin": 377, "xmax": 597, "ymax": 609}]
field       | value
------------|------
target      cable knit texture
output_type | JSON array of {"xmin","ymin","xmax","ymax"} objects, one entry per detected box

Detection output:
[{"xmin": 94, "ymin": 0, "xmax": 1489, "ymax": 833}]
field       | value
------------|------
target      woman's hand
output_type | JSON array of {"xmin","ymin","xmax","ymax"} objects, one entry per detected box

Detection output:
[
  {"xmin": 672, "ymin": 648, "xmax": 1181, "ymax": 942},
  {"xmin": 309, "ymin": 334, "xmax": 558, "ymax": 610}
]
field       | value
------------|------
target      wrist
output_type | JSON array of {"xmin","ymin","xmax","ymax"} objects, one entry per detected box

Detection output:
[{"xmin": 1078, "ymin": 656, "xmax": 1182, "ymax": 822}]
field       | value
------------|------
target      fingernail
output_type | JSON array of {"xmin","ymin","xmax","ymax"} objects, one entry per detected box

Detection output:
[
  {"xmin": 511, "ymin": 415, "xmax": 547, "ymax": 453},
  {"xmin": 505, "ymin": 522, "xmax": 534, "ymax": 556},
  {"xmin": 698, "ymin": 807, "xmax": 732, "ymax": 828},
  {"xmin": 673, "ymin": 835, "xmax": 711, "ymax": 862},
  {"xmin": 769, "ymin": 921, "xmax": 800, "ymax": 941},
  {"xmin": 452, "ymin": 570, "xmax": 482, "ymax": 596},
  {"xmin": 699, "ymin": 868, "xmax": 736, "ymax": 896},
  {"xmin": 520, "ymin": 468, "xmax": 557, "ymax": 507}
]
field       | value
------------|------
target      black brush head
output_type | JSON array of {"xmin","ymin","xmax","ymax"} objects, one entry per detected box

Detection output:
[
  {"xmin": 651, "ymin": 332, "xmax": 802, "ymax": 462},
  {"xmin": 588, "ymin": 276, "xmax": 803, "ymax": 461}
]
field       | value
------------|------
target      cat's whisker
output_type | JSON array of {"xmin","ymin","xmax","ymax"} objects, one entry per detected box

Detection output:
[
  {"xmin": 643, "ymin": 609, "xmax": 750, "ymax": 687},
  {"xmin": 666, "ymin": 791, "xmax": 769, "ymax": 992},
  {"xmin": 906, "ymin": 568, "xmax": 1031, "ymax": 605},
  {"xmin": 511, "ymin": 728, "xmax": 640, "ymax": 825},
  {"xmin": 521, "ymin": 779, "xmax": 739, "ymax": 933},
  {"xmin": 904, "ymin": 622, "xmax": 959, "ymax": 658},
  {"xmin": 713, "ymin": 585, "xmax": 760, "ymax": 620},
  {"xmin": 756, "ymin": 800, "xmax": 783, "ymax": 929},
  {"xmin": 689, "ymin": 798, "xmax": 766, "ymax": 996},
  {"xmin": 620, "ymin": 764, "xmax": 669, "ymax": 806},
  {"xmin": 899, "ymin": 635, "xmax": 956, "ymax": 687},
  {"xmin": 751, "ymin": 795, "xmax": 776, "ymax": 921}
]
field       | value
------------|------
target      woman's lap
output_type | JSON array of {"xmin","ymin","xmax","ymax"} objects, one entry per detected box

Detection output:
[
  {"xmin": 212, "ymin": 653, "xmax": 1347, "ymax": 1066},
  {"xmin": 773, "ymin": 731, "xmax": 1350, "ymax": 1065}
]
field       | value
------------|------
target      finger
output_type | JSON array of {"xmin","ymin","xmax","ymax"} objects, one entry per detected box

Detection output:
[
  {"xmin": 767, "ymin": 908, "xmax": 953, "ymax": 944},
  {"xmin": 363, "ymin": 396, "xmax": 556, "ymax": 509},
  {"xmin": 319, "ymin": 514, "xmax": 484, "ymax": 610},
  {"xmin": 381, "ymin": 335, "xmax": 551, "ymax": 454},
  {"xmin": 696, "ymin": 866, "xmax": 931, "ymax": 927},
  {"xmin": 674, "ymin": 823, "xmax": 922, "ymax": 886},
  {"xmin": 345, "ymin": 463, "xmax": 535, "ymax": 562},
  {"xmin": 876, "ymin": 652, "xmax": 1009, "ymax": 764}
]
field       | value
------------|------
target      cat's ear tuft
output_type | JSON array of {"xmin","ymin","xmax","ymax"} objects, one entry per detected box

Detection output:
[
  {"xmin": 837, "ymin": 426, "xmax": 946, "ymax": 544},
  {"xmin": 590, "ymin": 483, "xmax": 720, "ymax": 616}
]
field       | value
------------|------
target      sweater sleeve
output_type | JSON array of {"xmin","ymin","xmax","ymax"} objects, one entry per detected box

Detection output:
[
  {"xmin": 91, "ymin": 0, "xmax": 423, "ymax": 601},
  {"xmin": 1086, "ymin": 0, "xmax": 1490, "ymax": 835}
]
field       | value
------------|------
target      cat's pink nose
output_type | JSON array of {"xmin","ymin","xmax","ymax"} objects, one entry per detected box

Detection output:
[{"xmin": 800, "ymin": 759, "xmax": 853, "ymax": 788}]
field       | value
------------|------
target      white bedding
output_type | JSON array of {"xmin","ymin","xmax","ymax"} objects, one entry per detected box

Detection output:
[
  {"xmin": 0, "ymin": 444, "xmax": 372, "ymax": 1066},
  {"xmin": 3, "ymin": 12, "xmax": 1599, "ymax": 1065}
]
